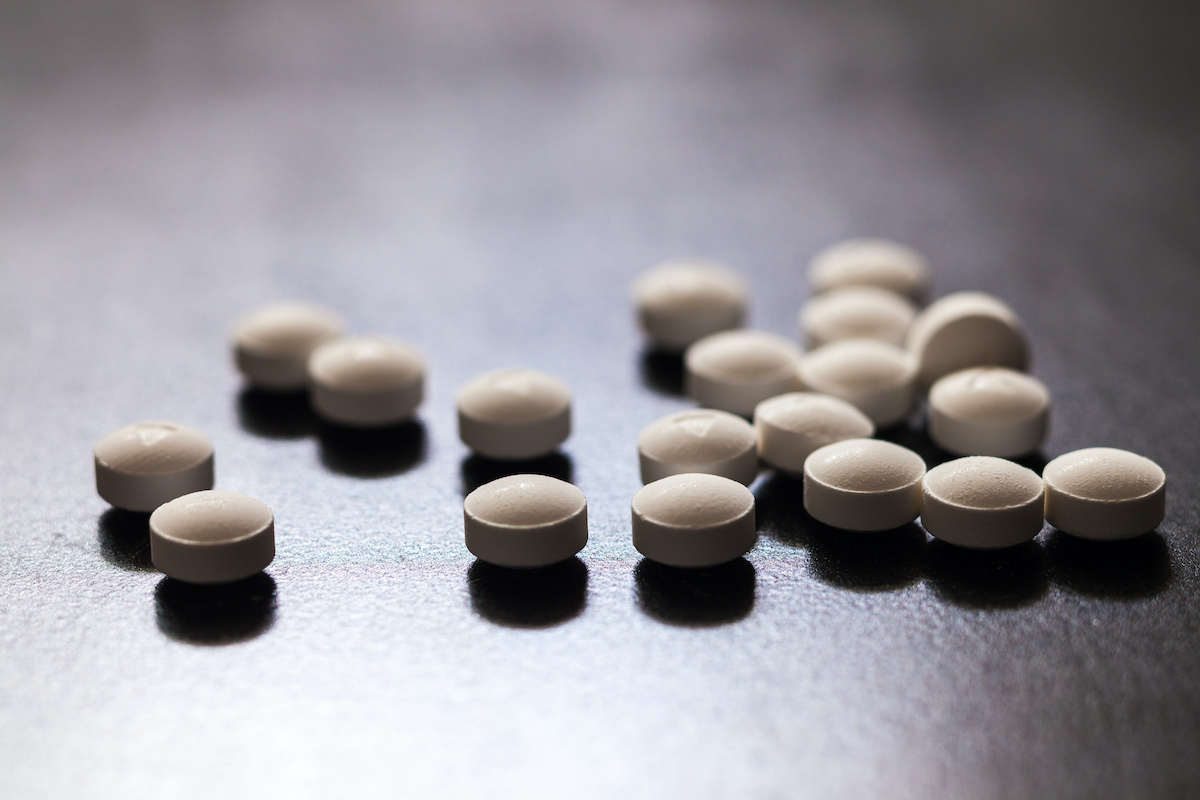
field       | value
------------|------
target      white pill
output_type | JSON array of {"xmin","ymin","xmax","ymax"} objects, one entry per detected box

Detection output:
[
  {"xmin": 149, "ymin": 490, "xmax": 275, "ymax": 584},
  {"xmin": 308, "ymin": 335, "xmax": 425, "ymax": 427},
  {"xmin": 905, "ymin": 292, "xmax": 1030, "ymax": 391},
  {"xmin": 457, "ymin": 368, "xmax": 572, "ymax": 460},
  {"xmin": 632, "ymin": 260, "xmax": 748, "ymax": 352},
  {"xmin": 631, "ymin": 473, "xmax": 756, "ymax": 568},
  {"xmin": 808, "ymin": 238, "xmax": 930, "ymax": 301},
  {"xmin": 928, "ymin": 367, "xmax": 1050, "ymax": 457},
  {"xmin": 921, "ymin": 456, "xmax": 1045, "ymax": 548},
  {"xmin": 94, "ymin": 421, "xmax": 215, "ymax": 512},
  {"xmin": 1043, "ymin": 448, "xmax": 1166, "ymax": 540},
  {"xmin": 231, "ymin": 301, "xmax": 345, "ymax": 390},
  {"xmin": 798, "ymin": 339, "xmax": 917, "ymax": 428},
  {"xmin": 637, "ymin": 409, "xmax": 758, "ymax": 486},
  {"xmin": 685, "ymin": 330, "xmax": 802, "ymax": 417},
  {"xmin": 754, "ymin": 392, "xmax": 875, "ymax": 476},
  {"xmin": 803, "ymin": 438, "xmax": 925, "ymax": 531},
  {"xmin": 800, "ymin": 286, "xmax": 916, "ymax": 348},
  {"xmin": 464, "ymin": 474, "xmax": 588, "ymax": 568}
]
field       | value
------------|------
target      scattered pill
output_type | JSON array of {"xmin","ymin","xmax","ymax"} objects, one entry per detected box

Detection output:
[
  {"xmin": 754, "ymin": 392, "xmax": 875, "ymax": 476},
  {"xmin": 632, "ymin": 260, "xmax": 748, "ymax": 352},
  {"xmin": 807, "ymin": 238, "xmax": 930, "ymax": 301},
  {"xmin": 149, "ymin": 490, "xmax": 275, "ymax": 584},
  {"xmin": 464, "ymin": 474, "xmax": 588, "ymax": 567},
  {"xmin": 685, "ymin": 330, "xmax": 802, "ymax": 416},
  {"xmin": 638, "ymin": 409, "xmax": 758, "ymax": 485},
  {"xmin": 1043, "ymin": 448, "xmax": 1166, "ymax": 540},
  {"xmin": 798, "ymin": 339, "xmax": 917, "ymax": 427},
  {"xmin": 905, "ymin": 292, "xmax": 1029, "ymax": 390},
  {"xmin": 94, "ymin": 421, "xmax": 215, "ymax": 512},
  {"xmin": 231, "ymin": 301, "xmax": 344, "ymax": 390},
  {"xmin": 803, "ymin": 438, "xmax": 925, "ymax": 531},
  {"xmin": 632, "ymin": 473, "xmax": 756, "ymax": 567},
  {"xmin": 921, "ymin": 456, "xmax": 1044, "ymax": 548},
  {"xmin": 800, "ymin": 286, "xmax": 916, "ymax": 348},
  {"xmin": 308, "ymin": 335, "xmax": 425, "ymax": 427},
  {"xmin": 928, "ymin": 367, "xmax": 1050, "ymax": 457},
  {"xmin": 457, "ymin": 368, "xmax": 572, "ymax": 460}
]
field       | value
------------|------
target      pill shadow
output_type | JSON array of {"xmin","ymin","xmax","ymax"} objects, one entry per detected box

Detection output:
[
  {"xmin": 639, "ymin": 349, "xmax": 685, "ymax": 397},
  {"xmin": 753, "ymin": 472, "xmax": 810, "ymax": 547},
  {"xmin": 806, "ymin": 522, "xmax": 926, "ymax": 592},
  {"xmin": 923, "ymin": 538, "xmax": 1049, "ymax": 609},
  {"xmin": 317, "ymin": 419, "xmax": 427, "ymax": 478},
  {"xmin": 237, "ymin": 388, "xmax": 320, "ymax": 440},
  {"xmin": 460, "ymin": 452, "xmax": 574, "ymax": 495},
  {"xmin": 97, "ymin": 509, "xmax": 155, "ymax": 571},
  {"xmin": 467, "ymin": 558, "xmax": 588, "ymax": 628},
  {"xmin": 634, "ymin": 557, "xmax": 755, "ymax": 627},
  {"xmin": 1043, "ymin": 529, "xmax": 1172, "ymax": 600},
  {"xmin": 154, "ymin": 573, "xmax": 278, "ymax": 646}
]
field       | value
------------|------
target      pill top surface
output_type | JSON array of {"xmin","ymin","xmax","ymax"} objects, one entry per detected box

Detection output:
[
  {"xmin": 804, "ymin": 438, "xmax": 925, "ymax": 493},
  {"xmin": 754, "ymin": 392, "xmax": 875, "ymax": 440},
  {"xmin": 308, "ymin": 335, "xmax": 425, "ymax": 392},
  {"xmin": 457, "ymin": 368, "xmax": 571, "ymax": 424},
  {"xmin": 94, "ymin": 421, "xmax": 214, "ymax": 476},
  {"xmin": 1043, "ymin": 448, "xmax": 1165, "ymax": 502},
  {"xmin": 638, "ymin": 409, "xmax": 755, "ymax": 463},
  {"xmin": 800, "ymin": 286, "xmax": 916, "ymax": 347},
  {"xmin": 808, "ymin": 238, "xmax": 930, "ymax": 299},
  {"xmin": 151, "ymin": 490, "xmax": 274, "ymax": 544},
  {"xmin": 464, "ymin": 474, "xmax": 586, "ymax": 528},
  {"xmin": 232, "ymin": 301, "xmax": 344, "ymax": 357},
  {"xmin": 930, "ymin": 367, "xmax": 1049, "ymax": 422},
  {"xmin": 923, "ymin": 456, "xmax": 1043, "ymax": 509},
  {"xmin": 632, "ymin": 473, "xmax": 755, "ymax": 529},
  {"xmin": 801, "ymin": 339, "xmax": 916, "ymax": 392},
  {"xmin": 686, "ymin": 330, "xmax": 801, "ymax": 383}
]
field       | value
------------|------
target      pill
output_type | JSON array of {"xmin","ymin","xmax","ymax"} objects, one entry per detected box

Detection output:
[
  {"xmin": 308, "ymin": 335, "xmax": 425, "ymax": 427},
  {"xmin": 807, "ymin": 238, "xmax": 930, "ymax": 301},
  {"xmin": 928, "ymin": 367, "xmax": 1050, "ymax": 457},
  {"xmin": 94, "ymin": 421, "xmax": 215, "ymax": 512},
  {"xmin": 631, "ymin": 473, "xmax": 756, "ymax": 567},
  {"xmin": 231, "ymin": 301, "xmax": 345, "ymax": 390},
  {"xmin": 800, "ymin": 286, "xmax": 916, "ymax": 348},
  {"xmin": 803, "ymin": 438, "xmax": 925, "ymax": 531},
  {"xmin": 754, "ymin": 392, "xmax": 875, "ymax": 476},
  {"xmin": 149, "ymin": 490, "xmax": 275, "ymax": 584},
  {"xmin": 632, "ymin": 260, "xmax": 748, "ymax": 352},
  {"xmin": 798, "ymin": 339, "xmax": 917, "ymax": 427},
  {"xmin": 637, "ymin": 409, "xmax": 758, "ymax": 486},
  {"xmin": 905, "ymin": 292, "xmax": 1030, "ymax": 391},
  {"xmin": 457, "ymin": 368, "xmax": 572, "ymax": 460},
  {"xmin": 921, "ymin": 456, "xmax": 1045, "ymax": 548},
  {"xmin": 1042, "ymin": 448, "xmax": 1166, "ymax": 540},
  {"xmin": 685, "ymin": 330, "xmax": 802, "ymax": 416},
  {"xmin": 464, "ymin": 474, "xmax": 588, "ymax": 567}
]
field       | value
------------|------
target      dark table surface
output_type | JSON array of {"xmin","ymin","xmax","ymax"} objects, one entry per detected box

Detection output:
[{"xmin": 2, "ymin": 0, "xmax": 1198, "ymax": 797}]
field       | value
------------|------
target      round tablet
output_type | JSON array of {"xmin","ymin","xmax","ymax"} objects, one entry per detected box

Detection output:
[
  {"xmin": 803, "ymin": 438, "xmax": 925, "ymax": 531},
  {"xmin": 94, "ymin": 421, "xmax": 215, "ymax": 512},
  {"xmin": 807, "ymin": 238, "xmax": 930, "ymax": 300},
  {"xmin": 800, "ymin": 286, "xmax": 916, "ymax": 348},
  {"xmin": 921, "ymin": 456, "xmax": 1045, "ymax": 548},
  {"xmin": 754, "ymin": 392, "xmax": 875, "ymax": 476},
  {"xmin": 928, "ymin": 367, "xmax": 1050, "ymax": 457},
  {"xmin": 631, "ymin": 473, "xmax": 756, "ymax": 568},
  {"xmin": 231, "ymin": 301, "xmax": 345, "ymax": 390},
  {"xmin": 457, "ymin": 368, "xmax": 572, "ymax": 460},
  {"xmin": 905, "ymin": 292, "xmax": 1030, "ymax": 391},
  {"xmin": 685, "ymin": 330, "xmax": 802, "ymax": 417},
  {"xmin": 149, "ymin": 490, "xmax": 275, "ymax": 584},
  {"xmin": 308, "ymin": 335, "xmax": 426, "ymax": 427},
  {"xmin": 632, "ymin": 260, "xmax": 748, "ymax": 352},
  {"xmin": 637, "ymin": 409, "xmax": 758, "ymax": 486},
  {"xmin": 798, "ymin": 339, "xmax": 917, "ymax": 427},
  {"xmin": 1043, "ymin": 448, "xmax": 1166, "ymax": 540},
  {"xmin": 464, "ymin": 474, "xmax": 588, "ymax": 568}
]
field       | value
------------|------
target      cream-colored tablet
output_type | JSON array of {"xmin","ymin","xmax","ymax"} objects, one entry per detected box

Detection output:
[
  {"xmin": 1043, "ymin": 448, "xmax": 1166, "ymax": 540},
  {"xmin": 637, "ymin": 409, "xmax": 758, "ymax": 485},
  {"xmin": 231, "ymin": 301, "xmax": 344, "ymax": 390},
  {"xmin": 754, "ymin": 392, "xmax": 875, "ymax": 475},
  {"xmin": 685, "ymin": 330, "xmax": 802, "ymax": 416},
  {"xmin": 807, "ymin": 238, "xmax": 930, "ymax": 300},
  {"xmin": 149, "ymin": 490, "xmax": 275, "ymax": 584},
  {"xmin": 800, "ymin": 286, "xmax": 916, "ymax": 348},
  {"xmin": 632, "ymin": 260, "xmax": 748, "ymax": 352},
  {"xmin": 928, "ymin": 367, "xmax": 1050, "ymax": 457},
  {"xmin": 798, "ymin": 339, "xmax": 917, "ymax": 427},
  {"xmin": 457, "ymin": 368, "xmax": 572, "ymax": 460},
  {"xmin": 921, "ymin": 456, "xmax": 1044, "ymax": 548},
  {"xmin": 905, "ymin": 292, "xmax": 1030, "ymax": 390},
  {"xmin": 94, "ymin": 421, "xmax": 215, "ymax": 512},
  {"xmin": 631, "ymin": 473, "xmax": 756, "ymax": 567},
  {"xmin": 308, "ymin": 335, "xmax": 425, "ymax": 426},
  {"xmin": 803, "ymin": 438, "xmax": 925, "ymax": 531},
  {"xmin": 464, "ymin": 474, "xmax": 588, "ymax": 568}
]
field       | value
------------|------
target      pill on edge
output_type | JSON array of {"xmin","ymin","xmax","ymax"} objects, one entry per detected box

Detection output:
[{"xmin": 905, "ymin": 292, "xmax": 1030, "ymax": 391}]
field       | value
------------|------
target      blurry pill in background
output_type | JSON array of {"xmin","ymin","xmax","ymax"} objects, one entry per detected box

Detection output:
[
  {"xmin": 685, "ymin": 329, "xmax": 802, "ymax": 417},
  {"xmin": 807, "ymin": 238, "xmax": 930, "ymax": 301},
  {"xmin": 632, "ymin": 260, "xmax": 748, "ymax": 352},
  {"xmin": 800, "ymin": 286, "xmax": 916, "ymax": 348},
  {"xmin": 232, "ymin": 301, "xmax": 344, "ymax": 391},
  {"xmin": 798, "ymin": 339, "xmax": 917, "ymax": 428},
  {"xmin": 308, "ymin": 335, "xmax": 425, "ymax": 427}
]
